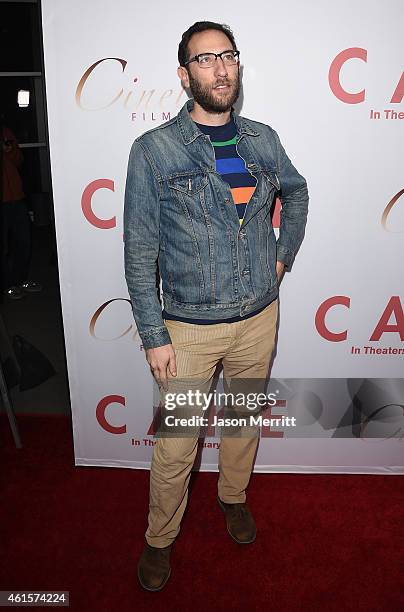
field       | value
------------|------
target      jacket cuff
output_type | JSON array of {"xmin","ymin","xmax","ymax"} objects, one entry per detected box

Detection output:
[
  {"xmin": 140, "ymin": 326, "xmax": 172, "ymax": 350},
  {"xmin": 276, "ymin": 243, "xmax": 294, "ymax": 268}
]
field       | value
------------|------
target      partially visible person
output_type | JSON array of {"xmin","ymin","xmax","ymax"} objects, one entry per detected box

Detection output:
[{"xmin": 1, "ymin": 125, "xmax": 42, "ymax": 299}]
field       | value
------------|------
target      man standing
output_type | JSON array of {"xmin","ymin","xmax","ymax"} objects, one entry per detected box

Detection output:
[
  {"xmin": 124, "ymin": 21, "xmax": 308, "ymax": 591},
  {"xmin": 1, "ymin": 124, "xmax": 42, "ymax": 298}
]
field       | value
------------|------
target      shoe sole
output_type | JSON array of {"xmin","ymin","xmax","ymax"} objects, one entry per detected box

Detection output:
[
  {"xmin": 217, "ymin": 497, "xmax": 256, "ymax": 545},
  {"xmin": 137, "ymin": 566, "xmax": 171, "ymax": 592}
]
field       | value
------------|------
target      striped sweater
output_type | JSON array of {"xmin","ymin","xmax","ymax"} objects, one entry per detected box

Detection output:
[{"xmin": 195, "ymin": 117, "xmax": 257, "ymax": 225}]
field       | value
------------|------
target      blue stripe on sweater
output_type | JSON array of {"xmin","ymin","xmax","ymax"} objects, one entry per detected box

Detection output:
[{"xmin": 216, "ymin": 157, "xmax": 248, "ymax": 175}]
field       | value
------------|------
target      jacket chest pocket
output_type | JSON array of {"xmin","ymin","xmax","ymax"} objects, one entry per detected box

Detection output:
[
  {"xmin": 168, "ymin": 173, "xmax": 209, "ymax": 220},
  {"xmin": 261, "ymin": 169, "xmax": 280, "ymax": 193},
  {"xmin": 252, "ymin": 169, "xmax": 279, "ymax": 211}
]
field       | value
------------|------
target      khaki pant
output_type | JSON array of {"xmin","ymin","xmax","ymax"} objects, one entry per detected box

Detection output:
[{"xmin": 146, "ymin": 298, "xmax": 279, "ymax": 547}]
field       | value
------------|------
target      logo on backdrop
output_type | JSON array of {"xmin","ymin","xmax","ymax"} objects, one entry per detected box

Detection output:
[
  {"xmin": 90, "ymin": 298, "xmax": 140, "ymax": 341},
  {"xmin": 75, "ymin": 57, "xmax": 185, "ymax": 122},
  {"xmin": 95, "ymin": 394, "xmax": 288, "ymax": 441},
  {"xmin": 328, "ymin": 47, "xmax": 404, "ymax": 120},
  {"xmin": 95, "ymin": 387, "xmax": 404, "ymax": 443},
  {"xmin": 82, "ymin": 179, "xmax": 116, "ymax": 229},
  {"xmin": 96, "ymin": 395, "xmax": 126, "ymax": 434},
  {"xmin": 315, "ymin": 295, "xmax": 404, "ymax": 356},
  {"xmin": 382, "ymin": 189, "xmax": 404, "ymax": 232}
]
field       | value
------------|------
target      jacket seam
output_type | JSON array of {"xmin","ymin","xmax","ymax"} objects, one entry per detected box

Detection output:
[{"xmin": 135, "ymin": 139, "xmax": 163, "ymax": 199}]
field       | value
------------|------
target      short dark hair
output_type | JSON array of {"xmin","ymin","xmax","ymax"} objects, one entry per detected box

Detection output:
[{"xmin": 178, "ymin": 21, "xmax": 237, "ymax": 67}]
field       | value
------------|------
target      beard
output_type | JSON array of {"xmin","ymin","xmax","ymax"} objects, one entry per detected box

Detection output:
[{"xmin": 187, "ymin": 69, "xmax": 240, "ymax": 114}]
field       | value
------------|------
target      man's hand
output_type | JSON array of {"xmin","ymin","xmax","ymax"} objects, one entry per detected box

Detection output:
[
  {"xmin": 145, "ymin": 344, "xmax": 177, "ymax": 391},
  {"xmin": 276, "ymin": 260, "xmax": 285, "ymax": 283}
]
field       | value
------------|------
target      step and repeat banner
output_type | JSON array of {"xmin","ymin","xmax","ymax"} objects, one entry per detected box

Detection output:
[{"xmin": 42, "ymin": 0, "xmax": 403, "ymax": 473}]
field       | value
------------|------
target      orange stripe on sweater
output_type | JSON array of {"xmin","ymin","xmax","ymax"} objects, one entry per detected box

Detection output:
[{"xmin": 230, "ymin": 186, "xmax": 256, "ymax": 204}]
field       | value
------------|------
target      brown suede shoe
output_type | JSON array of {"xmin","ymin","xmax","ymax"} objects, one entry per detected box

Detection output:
[
  {"xmin": 137, "ymin": 542, "xmax": 173, "ymax": 591},
  {"xmin": 218, "ymin": 497, "xmax": 256, "ymax": 544}
]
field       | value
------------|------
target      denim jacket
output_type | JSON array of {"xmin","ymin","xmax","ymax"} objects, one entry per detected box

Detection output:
[{"xmin": 124, "ymin": 99, "xmax": 309, "ymax": 349}]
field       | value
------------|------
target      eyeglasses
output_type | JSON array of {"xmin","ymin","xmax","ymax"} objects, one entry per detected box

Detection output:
[{"xmin": 185, "ymin": 49, "xmax": 240, "ymax": 69}]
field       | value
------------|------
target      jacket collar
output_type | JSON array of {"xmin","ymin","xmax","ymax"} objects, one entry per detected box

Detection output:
[{"xmin": 177, "ymin": 98, "xmax": 259, "ymax": 145}]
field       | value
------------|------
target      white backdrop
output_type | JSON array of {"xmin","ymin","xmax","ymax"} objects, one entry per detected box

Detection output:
[{"xmin": 42, "ymin": 0, "xmax": 404, "ymax": 473}]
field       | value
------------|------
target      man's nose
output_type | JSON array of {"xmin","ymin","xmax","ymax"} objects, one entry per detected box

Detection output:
[{"xmin": 214, "ymin": 57, "xmax": 228, "ymax": 77}]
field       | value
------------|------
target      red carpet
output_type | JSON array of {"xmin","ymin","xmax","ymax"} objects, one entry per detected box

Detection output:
[{"xmin": 1, "ymin": 414, "xmax": 403, "ymax": 611}]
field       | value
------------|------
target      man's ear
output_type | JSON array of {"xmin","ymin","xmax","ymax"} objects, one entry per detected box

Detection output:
[{"xmin": 177, "ymin": 66, "xmax": 190, "ymax": 89}]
